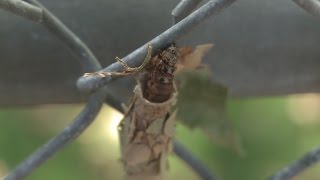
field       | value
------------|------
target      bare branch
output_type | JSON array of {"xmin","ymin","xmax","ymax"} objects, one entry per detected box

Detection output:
[
  {"xmin": 77, "ymin": 0, "xmax": 238, "ymax": 93},
  {"xmin": 172, "ymin": 0, "xmax": 203, "ymax": 24},
  {"xmin": 0, "ymin": 0, "xmax": 42, "ymax": 22},
  {"xmin": 269, "ymin": 145, "xmax": 320, "ymax": 180},
  {"xmin": 4, "ymin": 89, "xmax": 106, "ymax": 180},
  {"xmin": 173, "ymin": 141, "xmax": 217, "ymax": 180},
  {"xmin": 292, "ymin": 0, "xmax": 320, "ymax": 17},
  {"xmin": 25, "ymin": 0, "xmax": 101, "ymax": 71}
]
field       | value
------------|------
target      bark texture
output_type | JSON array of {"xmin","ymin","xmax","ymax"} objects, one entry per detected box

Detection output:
[{"xmin": 119, "ymin": 83, "xmax": 177, "ymax": 180}]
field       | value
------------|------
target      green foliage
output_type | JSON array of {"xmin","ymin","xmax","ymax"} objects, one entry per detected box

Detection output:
[
  {"xmin": 176, "ymin": 69, "xmax": 243, "ymax": 153},
  {"xmin": 2, "ymin": 97, "xmax": 320, "ymax": 180},
  {"xmin": 0, "ymin": 107, "xmax": 113, "ymax": 180}
]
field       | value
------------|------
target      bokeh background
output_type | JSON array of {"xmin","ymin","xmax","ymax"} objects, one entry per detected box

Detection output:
[
  {"xmin": 2, "ymin": 94, "xmax": 320, "ymax": 180},
  {"xmin": 2, "ymin": 0, "xmax": 320, "ymax": 179}
]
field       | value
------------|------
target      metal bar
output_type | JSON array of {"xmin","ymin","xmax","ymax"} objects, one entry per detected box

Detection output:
[
  {"xmin": 25, "ymin": 0, "xmax": 101, "ymax": 71},
  {"xmin": 292, "ymin": 0, "xmax": 320, "ymax": 18},
  {"xmin": 0, "ymin": 0, "xmax": 42, "ymax": 22},
  {"xmin": 269, "ymin": 145, "xmax": 320, "ymax": 180},
  {"xmin": 171, "ymin": 1, "xmax": 218, "ymax": 179},
  {"xmin": 5, "ymin": 89, "xmax": 106, "ymax": 180},
  {"xmin": 77, "ymin": 0, "xmax": 238, "ymax": 93},
  {"xmin": 172, "ymin": 0, "xmax": 203, "ymax": 24},
  {"xmin": 5, "ymin": 1, "xmax": 108, "ymax": 179},
  {"xmin": 173, "ymin": 141, "xmax": 217, "ymax": 180}
]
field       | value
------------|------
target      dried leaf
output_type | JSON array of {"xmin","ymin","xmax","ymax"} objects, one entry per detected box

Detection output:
[
  {"xmin": 146, "ymin": 118, "xmax": 165, "ymax": 135},
  {"xmin": 146, "ymin": 135, "xmax": 156, "ymax": 146},
  {"xmin": 159, "ymin": 152, "xmax": 168, "ymax": 172},
  {"xmin": 152, "ymin": 143, "xmax": 164, "ymax": 158},
  {"xmin": 126, "ymin": 144, "xmax": 151, "ymax": 165},
  {"xmin": 132, "ymin": 131, "xmax": 144, "ymax": 144},
  {"xmin": 155, "ymin": 135, "xmax": 167, "ymax": 144},
  {"xmin": 176, "ymin": 69, "xmax": 243, "ymax": 153},
  {"xmin": 164, "ymin": 111, "xmax": 177, "ymax": 137},
  {"xmin": 128, "ymin": 113, "xmax": 137, "ymax": 141},
  {"xmin": 177, "ymin": 43, "xmax": 213, "ymax": 73}
]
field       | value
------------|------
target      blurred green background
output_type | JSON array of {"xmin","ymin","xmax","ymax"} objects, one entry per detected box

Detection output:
[{"xmin": 1, "ymin": 94, "xmax": 320, "ymax": 180}]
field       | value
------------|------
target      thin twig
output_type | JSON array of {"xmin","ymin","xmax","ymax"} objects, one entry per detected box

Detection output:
[
  {"xmin": 172, "ymin": 0, "xmax": 203, "ymax": 24},
  {"xmin": 173, "ymin": 141, "xmax": 217, "ymax": 180},
  {"xmin": 269, "ymin": 145, "xmax": 320, "ymax": 180},
  {"xmin": 4, "ymin": 89, "xmax": 106, "ymax": 180},
  {"xmin": 292, "ymin": 0, "xmax": 320, "ymax": 18},
  {"xmin": 77, "ymin": 0, "xmax": 238, "ymax": 93},
  {"xmin": 0, "ymin": 0, "xmax": 42, "ymax": 22},
  {"xmin": 24, "ymin": 0, "xmax": 101, "ymax": 71}
]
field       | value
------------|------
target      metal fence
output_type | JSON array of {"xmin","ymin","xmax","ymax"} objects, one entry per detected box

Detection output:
[{"xmin": 1, "ymin": 0, "xmax": 320, "ymax": 179}]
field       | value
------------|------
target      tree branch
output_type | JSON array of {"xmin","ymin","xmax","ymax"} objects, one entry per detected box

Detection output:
[
  {"xmin": 292, "ymin": 0, "xmax": 320, "ymax": 17},
  {"xmin": 172, "ymin": 0, "xmax": 203, "ymax": 24},
  {"xmin": 0, "ymin": 0, "xmax": 42, "ymax": 22},
  {"xmin": 269, "ymin": 145, "xmax": 320, "ymax": 180},
  {"xmin": 77, "ymin": 0, "xmax": 238, "ymax": 93}
]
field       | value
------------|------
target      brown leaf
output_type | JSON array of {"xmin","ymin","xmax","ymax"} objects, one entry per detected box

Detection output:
[
  {"xmin": 164, "ymin": 111, "xmax": 177, "ymax": 137},
  {"xmin": 152, "ymin": 143, "xmax": 164, "ymax": 158},
  {"xmin": 128, "ymin": 113, "xmax": 137, "ymax": 141},
  {"xmin": 146, "ymin": 118, "xmax": 165, "ymax": 135},
  {"xmin": 132, "ymin": 131, "xmax": 144, "ymax": 143},
  {"xmin": 177, "ymin": 43, "xmax": 213, "ymax": 73},
  {"xmin": 159, "ymin": 152, "xmax": 168, "ymax": 172},
  {"xmin": 166, "ymin": 138, "xmax": 173, "ymax": 152},
  {"xmin": 126, "ymin": 144, "xmax": 151, "ymax": 165}
]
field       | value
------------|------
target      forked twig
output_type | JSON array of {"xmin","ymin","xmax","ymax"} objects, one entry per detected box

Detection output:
[{"xmin": 83, "ymin": 45, "xmax": 152, "ymax": 78}]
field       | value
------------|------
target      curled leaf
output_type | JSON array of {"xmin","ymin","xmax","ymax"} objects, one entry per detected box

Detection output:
[
  {"xmin": 176, "ymin": 69, "xmax": 244, "ymax": 154},
  {"xmin": 177, "ymin": 43, "xmax": 214, "ymax": 73}
]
